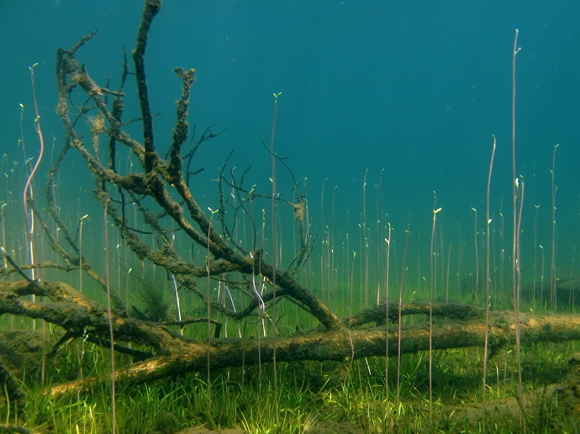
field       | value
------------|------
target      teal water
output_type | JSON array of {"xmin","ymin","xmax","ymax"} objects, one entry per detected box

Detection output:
[{"xmin": 0, "ymin": 0, "xmax": 579, "ymax": 307}]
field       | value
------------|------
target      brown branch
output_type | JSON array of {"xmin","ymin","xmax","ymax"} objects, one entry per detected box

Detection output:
[
  {"xmin": 183, "ymin": 125, "xmax": 228, "ymax": 187},
  {"xmin": 0, "ymin": 280, "xmax": 180, "ymax": 355},
  {"xmin": 162, "ymin": 317, "xmax": 222, "ymax": 338},
  {"xmin": 132, "ymin": 0, "xmax": 162, "ymax": 173},
  {"xmin": 348, "ymin": 300, "xmax": 484, "ymax": 328},
  {"xmin": 35, "ymin": 289, "xmax": 580, "ymax": 399},
  {"xmin": 3, "ymin": 273, "xmax": 580, "ymax": 402},
  {"xmin": 54, "ymin": 10, "xmax": 345, "ymax": 333},
  {"xmin": 167, "ymin": 67, "xmax": 196, "ymax": 180}
]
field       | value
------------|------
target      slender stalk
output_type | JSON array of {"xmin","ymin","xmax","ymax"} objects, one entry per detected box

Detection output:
[
  {"xmin": 0, "ymin": 203, "xmax": 6, "ymax": 269},
  {"xmin": 510, "ymin": 28, "xmax": 524, "ymax": 426},
  {"xmin": 429, "ymin": 207, "xmax": 441, "ymax": 422},
  {"xmin": 23, "ymin": 63, "xmax": 46, "ymax": 383},
  {"xmin": 456, "ymin": 223, "xmax": 462, "ymax": 298},
  {"xmin": 491, "ymin": 212, "xmax": 497, "ymax": 298},
  {"xmin": 396, "ymin": 226, "xmax": 410, "ymax": 411},
  {"xmin": 471, "ymin": 207, "xmax": 479, "ymax": 302},
  {"xmin": 345, "ymin": 211, "xmax": 351, "ymax": 310},
  {"xmin": 376, "ymin": 169, "xmax": 384, "ymax": 305},
  {"xmin": 104, "ymin": 198, "xmax": 116, "ymax": 434},
  {"xmin": 249, "ymin": 197, "xmax": 264, "ymax": 391},
  {"xmin": 533, "ymin": 204, "xmax": 540, "ymax": 308},
  {"xmin": 446, "ymin": 244, "xmax": 452, "ymax": 303},
  {"xmin": 78, "ymin": 214, "xmax": 88, "ymax": 382},
  {"xmin": 320, "ymin": 178, "xmax": 326, "ymax": 300},
  {"xmin": 347, "ymin": 250, "xmax": 356, "ymax": 382},
  {"xmin": 550, "ymin": 144, "xmax": 559, "ymax": 311},
  {"xmin": 331, "ymin": 185, "xmax": 337, "ymax": 296},
  {"xmin": 482, "ymin": 136, "xmax": 496, "ymax": 431},
  {"xmin": 270, "ymin": 92, "xmax": 281, "ymax": 424},
  {"xmin": 23, "ymin": 65, "xmax": 45, "ymax": 252},
  {"xmin": 171, "ymin": 272, "xmax": 183, "ymax": 336},
  {"xmin": 540, "ymin": 245, "xmax": 545, "ymax": 307},
  {"xmin": 385, "ymin": 223, "xmax": 391, "ymax": 400},
  {"xmin": 499, "ymin": 201, "xmax": 504, "ymax": 295},
  {"xmin": 206, "ymin": 208, "xmax": 218, "ymax": 405},
  {"xmin": 362, "ymin": 168, "xmax": 369, "ymax": 307},
  {"xmin": 417, "ymin": 234, "xmax": 422, "ymax": 295},
  {"xmin": 515, "ymin": 177, "xmax": 525, "ymax": 408}
]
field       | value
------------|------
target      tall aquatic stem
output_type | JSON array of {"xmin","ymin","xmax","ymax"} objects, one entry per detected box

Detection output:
[
  {"xmin": 471, "ymin": 207, "xmax": 479, "ymax": 301},
  {"xmin": 320, "ymin": 178, "xmax": 327, "ymax": 299},
  {"xmin": 384, "ymin": 224, "xmax": 391, "ymax": 399},
  {"xmin": 206, "ymin": 208, "xmax": 218, "ymax": 404},
  {"xmin": 23, "ymin": 63, "xmax": 46, "ymax": 382},
  {"xmin": 550, "ymin": 144, "xmax": 559, "ymax": 311},
  {"xmin": 540, "ymin": 245, "xmax": 545, "ymax": 306},
  {"xmin": 171, "ymin": 273, "xmax": 183, "ymax": 336},
  {"xmin": 347, "ymin": 251, "xmax": 356, "ymax": 381},
  {"xmin": 331, "ymin": 186, "xmax": 337, "ymax": 296},
  {"xmin": 482, "ymin": 136, "xmax": 496, "ymax": 431},
  {"xmin": 445, "ymin": 244, "xmax": 452, "ymax": 303},
  {"xmin": 499, "ymin": 200, "xmax": 505, "ymax": 295},
  {"xmin": 248, "ymin": 197, "xmax": 264, "ymax": 389},
  {"xmin": 429, "ymin": 207, "xmax": 441, "ymax": 422},
  {"xmin": 104, "ymin": 198, "xmax": 116, "ymax": 434},
  {"xmin": 510, "ymin": 28, "xmax": 524, "ymax": 425},
  {"xmin": 533, "ymin": 204, "xmax": 540, "ymax": 308},
  {"xmin": 0, "ymin": 202, "xmax": 6, "ymax": 270},
  {"xmin": 395, "ymin": 227, "xmax": 410, "ymax": 410},
  {"xmin": 77, "ymin": 214, "xmax": 88, "ymax": 382},
  {"xmin": 270, "ymin": 92, "xmax": 280, "ymax": 423},
  {"xmin": 362, "ymin": 168, "xmax": 369, "ymax": 307},
  {"xmin": 23, "ymin": 65, "xmax": 45, "ymax": 253},
  {"xmin": 376, "ymin": 170, "xmax": 384, "ymax": 305}
]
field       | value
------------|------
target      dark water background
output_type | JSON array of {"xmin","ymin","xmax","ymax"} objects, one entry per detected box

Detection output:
[{"xmin": 1, "ymin": 0, "xmax": 579, "ymax": 294}]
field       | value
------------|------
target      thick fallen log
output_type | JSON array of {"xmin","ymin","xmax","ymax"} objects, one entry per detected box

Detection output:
[
  {"xmin": 2, "ymin": 278, "xmax": 580, "ymax": 398},
  {"xmin": 48, "ymin": 308, "xmax": 580, "ymax": 398}
]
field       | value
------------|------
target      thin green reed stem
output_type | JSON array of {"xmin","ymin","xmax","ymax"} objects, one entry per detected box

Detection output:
[
  {"xmin": 104, "ymin": 197, "xmax": 116, "ymax": 434},
  {"xmin": 385, "ymin": 223, "xmax": 391, "ymax": 400},
  {"xmin": 471, "ymin": 207, "xmax": 478, "ymax": 303},
  {"xmin": 533, "ymin": 205, "xmax": 539, "ymax": 308},
  {"xmin": 320, "ymin": 178, "xmax": 326, "ymax": 301},
  {"xmin": 207, "ymin": 208, "xmax": 218, "ymax": 406},
  {"xmin": 270, "ymin": 92, "xmax": 280, "ymax": 425},
  {"xmin": 331, "ymin": 186, "xmax": 337, "ymax": 296},
  {"xmin": 23, "ymin": 64, "xmax": 45, "ymax": 252},
  {"xmin": 550, "ymin": 144, "xmax": 558, "ymax": 311},
  {"xmin": 347, "ymin": 250, "xmax": 356, "ymax": 383},
  {"xmin": 376, "ymin": 169, "xmax": 384, "ymax": 305},
  {"xmin": 511, "ymin": 28, "xmax": 524, "ymax": 429},
  {"xmin": 429, "ymin": 206, "xmax": 441, "ymax": 423},
  {"xmin": 483, "ymin": 136, "xmax": 496, "ymax": 432},
  {"xmin": 24, "ymin": 63, "xmax": 46, "ymax": 383},
  {"xmin": 396, "ymin": 227, "xmax": 409, "ymax": 411},
  {"xmin": 446, "ymin": 244, "xmax": 452, "ymax": 303},
  {"xmin": 362, "ymin": 168, "xmax": 369, "ymax": 307}
]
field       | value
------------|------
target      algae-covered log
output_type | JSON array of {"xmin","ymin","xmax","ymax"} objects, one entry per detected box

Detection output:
[{"xmin": 2, "ymin": 278, "xmax": 580, "ymax": 398}]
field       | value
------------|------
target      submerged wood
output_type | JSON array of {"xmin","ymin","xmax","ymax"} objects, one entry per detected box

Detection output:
[{"xmin": 2, "ymin": 278, "xmax": 580, "ymax": 398}]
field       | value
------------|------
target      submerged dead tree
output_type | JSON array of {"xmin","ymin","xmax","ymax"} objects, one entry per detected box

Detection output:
[{"xmin": 1, "ymin": 0, "xmax": 580, "ymax": 402}]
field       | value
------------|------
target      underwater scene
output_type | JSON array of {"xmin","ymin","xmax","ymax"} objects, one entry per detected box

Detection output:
[{"xmin": 1, "ymin": 0, "xmax": 580, "ymax": 433}]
